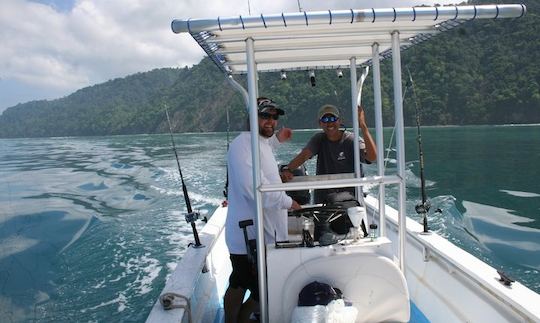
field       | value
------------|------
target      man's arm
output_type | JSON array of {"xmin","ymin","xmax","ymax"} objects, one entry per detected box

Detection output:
[
  {"xmin": 260, "ymin": 164, "xmax": 300, "ymax": 210},
  {"xmin": 269, "ymin": 127, "xmax": 292, "ymax": 150},
  {"xmin": 281, "ymin": 148, "xmax": 313, "ymax": 182},
  {"xmin": 276, "ymin": 127, "xmax": 292, "ymax": 142},
  {"xmin": 358, "ymin": 106, "xmax": 377, "ymax": 162},
  {"xmin": 288, "ymin": 148, "xmax": 313, "ymax": 170}
]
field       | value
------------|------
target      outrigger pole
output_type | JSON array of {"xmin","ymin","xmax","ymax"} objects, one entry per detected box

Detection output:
[
  {"xmin": 407, "ymin": 67, "xmax": 430, "ymax": 233},
  {"xmin": 351, "ymin": 64, "xmax": 369, "ymax": 206},
  {"xmin": 164, "ymin": 107, "xmax": 203, "ymax": 248},
  {"xmin": 224, "ymin": 75, "xmax": 250, "ymax": 199}
]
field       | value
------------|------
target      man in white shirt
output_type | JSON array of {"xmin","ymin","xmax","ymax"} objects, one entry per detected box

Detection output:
[{"xmin": 224, "ymin": 97, "xmax": 301, "ymax": 323}]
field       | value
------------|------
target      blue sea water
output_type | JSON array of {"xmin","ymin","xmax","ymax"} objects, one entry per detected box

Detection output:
[{"xmin": 0, "ymin": 125, "xmax": 539, "ymax": 322}]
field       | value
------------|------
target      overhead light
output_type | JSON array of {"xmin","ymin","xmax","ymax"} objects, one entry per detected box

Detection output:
[
  {"xmin": 336, "ymin": 68, "xmax": 343, "ymax": 78},
  {"xmin": 309, "ymin": 70, "xmax": 316, "ymax": 87},
  {"xmin": 280, "ymin": 70, "xmax": 287, "ymax": 80}
]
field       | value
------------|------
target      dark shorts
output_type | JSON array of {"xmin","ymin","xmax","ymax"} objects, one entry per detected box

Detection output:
[{"xmin": 228, "ymin": 254, "xmax": 259, "ymax": 301}]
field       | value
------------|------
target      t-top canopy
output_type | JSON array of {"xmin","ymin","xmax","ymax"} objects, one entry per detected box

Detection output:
[{"xmin": 172, "ymin": 4, "xmax": 526, "ymax": 74}]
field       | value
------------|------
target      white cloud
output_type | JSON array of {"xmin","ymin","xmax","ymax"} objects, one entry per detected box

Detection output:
[{"xmin": 0, "ymin": 0, "xmax": 459, "ymax": 111}]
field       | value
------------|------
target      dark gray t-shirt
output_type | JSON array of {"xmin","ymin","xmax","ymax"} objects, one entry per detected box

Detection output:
[{"xmin": 306, "ymin": 131, "xmax": 367, "ymax": 203}]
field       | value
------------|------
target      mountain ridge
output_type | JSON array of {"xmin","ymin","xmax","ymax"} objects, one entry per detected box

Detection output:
[{"xmin": 1, "ymin": 0, "xmax": 539, "ymax": 138}]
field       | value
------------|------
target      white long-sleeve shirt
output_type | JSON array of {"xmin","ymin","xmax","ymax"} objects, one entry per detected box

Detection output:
[{"xmin": 225, "ymin": 132, "xmax": 292, "ymax": 255}]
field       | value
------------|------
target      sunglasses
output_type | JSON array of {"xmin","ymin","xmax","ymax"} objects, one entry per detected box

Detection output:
[
  {"xmin": 320, "ymin": 115, "xmax": 339, "ymax": 123},
  {"xmin": 259, "ymin": 112, "xmax": 279, "ymax": 120}
]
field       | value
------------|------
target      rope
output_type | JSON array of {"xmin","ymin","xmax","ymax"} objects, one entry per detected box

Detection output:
[
  {"xmin": 187, "ymin": 18, "xmax": 193, "ymax": 34},
  {"xmin": 328, "ymin": 10, "xmax": 333, "ymax": 25},
  {"xmin": 452, "ymin": 6, "xmax": 459, "ymax": 20},
  {"xmin": 239, "ymin": 15, "xmax": 245, "ymax": 29},
  {"xmin": 160, "ymin": 292, "xmax": 192, "ymax": 323},
  {"xmin": 518, "ymin": 4, "xmax": 526, "ymax": 18}
]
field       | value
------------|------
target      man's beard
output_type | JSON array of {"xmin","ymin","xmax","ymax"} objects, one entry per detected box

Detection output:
[{"xmin": 259, "ymin": 125, "xmax": 274, "ymax": 138}]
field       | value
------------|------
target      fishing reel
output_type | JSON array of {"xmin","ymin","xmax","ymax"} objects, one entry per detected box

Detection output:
[
  {"xmin": 415, "ymin": 200, "xmax": 431, "ymax": 234},
  {"xmin": 185, "ymin": 211, "xmax": 206, "ymax": 248},
  {"xmin": 185, "ymin": 211, "xmax": 202, "ymax": 224},
  {"xmin": 415, "ymin": 200, "xmax": 431, "ymax": 214}
]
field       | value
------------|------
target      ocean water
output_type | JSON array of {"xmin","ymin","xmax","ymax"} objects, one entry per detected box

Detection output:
[{"xmin": 0, "ymin": 125, "xmax": 539, "ymax": 322}]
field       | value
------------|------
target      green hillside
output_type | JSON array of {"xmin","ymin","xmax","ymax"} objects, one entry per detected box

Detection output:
[{"xmin": 1, "ymin": 1, "xmax": 539, "ymax": 138}]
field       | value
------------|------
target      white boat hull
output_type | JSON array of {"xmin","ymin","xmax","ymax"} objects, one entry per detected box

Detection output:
[
  {"xmin": 147, "ymin": 201, "xmax": 540, "ymax": 323},
  {"xmin": 365, "ymin": 195, "xmax": 540, "ymax": 322}
]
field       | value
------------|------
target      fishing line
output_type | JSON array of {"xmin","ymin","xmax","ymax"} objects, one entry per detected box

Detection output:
[
  {"xmin": 368, "ymin": 69, "xmax": 433, "ymax": 233},
  {"xmin": 164, "ymin": 107, "xmax": 204, "ymax": 248},
  {"xmin": 366, "ymin": 81, "xmax": 408, "ymax": 227}
]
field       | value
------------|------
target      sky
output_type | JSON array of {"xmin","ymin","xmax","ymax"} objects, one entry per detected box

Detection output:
[{"xmin": 0, "ymin": 0, "xmax": 459, "ymax": 113}]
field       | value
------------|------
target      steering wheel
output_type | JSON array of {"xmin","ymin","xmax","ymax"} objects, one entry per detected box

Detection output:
[{"xmin": 290, "ymin": 205, "xmax": 348, "ymax": 223}]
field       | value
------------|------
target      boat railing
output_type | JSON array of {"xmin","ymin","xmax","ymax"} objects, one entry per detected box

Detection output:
[
  {"xmin": 146, "ymin": 207, "xmax": 230, "ymax": 323},
  {"xmin": 259, "ymin": 173, "xmax": 401, "ymax": 192},
  {"xmin": 364, "ymin": 195, "xmax": 540, "ymax": 321}
]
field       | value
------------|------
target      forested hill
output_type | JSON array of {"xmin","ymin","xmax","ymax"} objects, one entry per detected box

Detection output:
[{"xmin": 1, "ymin": 0, "xmax": 539, "ymax": 138}]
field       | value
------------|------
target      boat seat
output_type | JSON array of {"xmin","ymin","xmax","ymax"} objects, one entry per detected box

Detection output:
[{"xmin": 276, "ymin": 252, "xmax": 410, "ymax": 322}]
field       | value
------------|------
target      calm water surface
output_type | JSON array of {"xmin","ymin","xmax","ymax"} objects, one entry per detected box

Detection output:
[{"xmin": 0, "ymin": 125, "xmax": 539, "ymax": 322}]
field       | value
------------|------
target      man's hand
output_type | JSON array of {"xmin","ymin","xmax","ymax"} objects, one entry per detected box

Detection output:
[
  {"xmin": 357, "ymin": 105, "xmax": 377, "ymax": 162},
  {"xmin": 358, "ymin": 105, "xmax": 368, "ymax": 129},
  {"xmin": 290, "ymin": 200, "xmax": 302, "ymax": 210},
  {"xmin": 276, "ymin": 127, "xmax": 292, "ymax": 142},
  {"xmin": 280, "ymin": 168, "xmax": 294, "ymax": 182}
]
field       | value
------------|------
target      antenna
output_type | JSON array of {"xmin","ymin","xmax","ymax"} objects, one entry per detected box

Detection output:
[
  {"xmin": 247, "ymin": 0, "xmax": 251, "ymax": 15},
  {"xmin": 297, "ymin": 0, "xmax": 302, "ymax": 12}
]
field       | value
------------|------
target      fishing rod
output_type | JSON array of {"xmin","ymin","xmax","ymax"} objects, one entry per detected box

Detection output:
[
  {"xmin": 406, "ymin": 67, "xmax": 430, "ymax": 233},
  {"xmin": 223, "ymin": 103, "xmax": 230, "ymax": 199},
  {"xmin": 165, "ymin": 107, "xmax": 204, "ymax": 248}
]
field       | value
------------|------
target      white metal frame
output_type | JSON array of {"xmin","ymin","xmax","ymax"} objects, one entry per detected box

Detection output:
[
  {"xmin": 248, "ymin": 45, "xmax": 406, "ymax": 321},
  {"xmin": 170, "ymin": 5, "xmax": 528, "ymax": 322},
  {"xmin": 172, "ymin": 5, "xmax": 526, "ymax": 74},
  {"xmin": 372, "ymin": 42, "xmax": 386, "ymax": 237}
]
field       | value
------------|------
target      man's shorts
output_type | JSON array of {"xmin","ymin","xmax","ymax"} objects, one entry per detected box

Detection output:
[{"xmin": 228, "ymin": 254, "xmax": 259, "ymax": 301}]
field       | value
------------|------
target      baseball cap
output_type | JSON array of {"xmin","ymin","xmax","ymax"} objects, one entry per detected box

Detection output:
[
  {"xmin": 257, "ymin": 97, "xmax": 285, "ymax": 115},
  {"xmin": 318, "ymin": 104, "xmax": 340, "ymax": 119}
]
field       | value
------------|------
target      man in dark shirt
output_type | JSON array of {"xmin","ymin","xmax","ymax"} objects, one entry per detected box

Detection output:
[{"xmin": 282, "ymin": 104, "xmax": 377, "ymax": 203}]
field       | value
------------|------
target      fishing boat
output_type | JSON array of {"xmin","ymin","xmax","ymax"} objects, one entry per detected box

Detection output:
[{"xmin": 147, "ymin": 4, "xmax": 540, "ymax": 323}]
